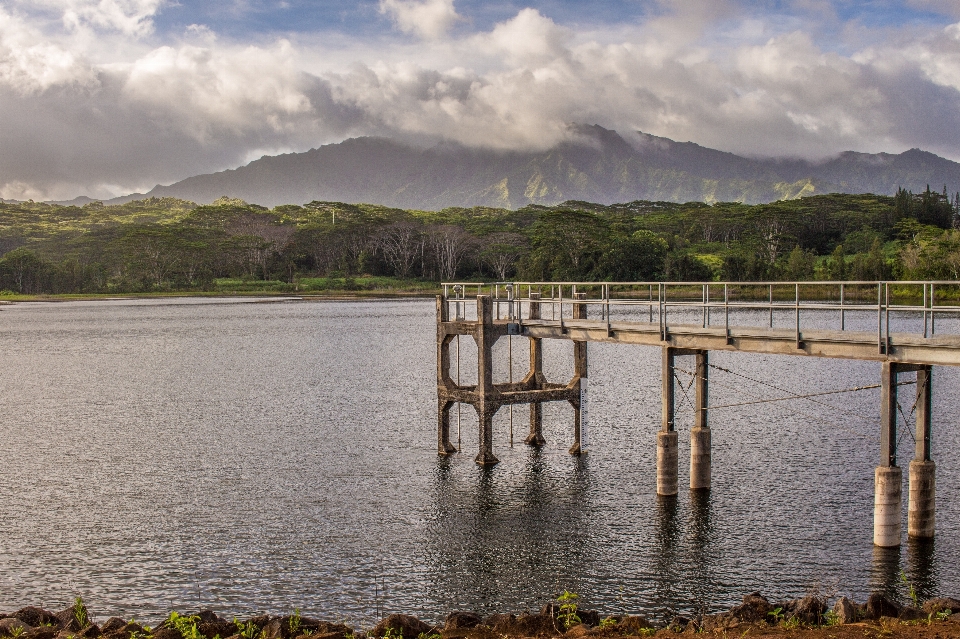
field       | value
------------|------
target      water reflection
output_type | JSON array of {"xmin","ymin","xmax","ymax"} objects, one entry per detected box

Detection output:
[
  {"xmin": 422, "ymin": 450, "xmax": 594, "ymax": 616},
  {"xmin": 907, "ymin": 538, "xmax": 938, "ymax": 602},
  {"xmin": 686, "ymin": 491, "xmax": 713, "ymax": 616},
  {"xmin": 648, "ymin": 490, "xmax": 715, "ymax": 623},
  {"xmin": 869, "ymin": 546, "xmax": 901, "ymax": 600}
]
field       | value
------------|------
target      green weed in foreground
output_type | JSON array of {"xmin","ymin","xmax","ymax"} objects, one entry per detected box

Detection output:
[
  {"xmin": 557, "ymin": 591, "xmax": 582, "ymax": 630},
  {"xmin": 166, "ymin": 612, "xmax": 203, "ymax": 639},
  {"xmin": 74, "ymin": 596, "xmax": 88, "ymax": 628}
]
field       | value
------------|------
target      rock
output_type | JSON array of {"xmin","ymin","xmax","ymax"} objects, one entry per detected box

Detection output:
[
  {"xmin": 75, "ymin": 625, "xmax": 100, "ymax": 639},
  {"xmin": 152, "ymin": 627, "xmax": 184, "ymax": 639},
  {"xmin": 305, "ymin": 625, "xmax": 354, "ymax": 639},
  {"xmin": 260, "ymin": 620, "xmax": 283, "ymax": 639},
  {"xmin": 24, "ymin": 627, "xmax": 57, "ymax": 639},
  {"xmin": 865, "ymin": 593, "xmax": 901, "ymax": 620},
  {"xmin": 199, "ymin": 623, "xmax": 236, "ymax": 639},
  {"xmin": 788, "ymin": 595, "xmax": 826, "ymax": 625},
  {"xmin": 615, "ymin": 617, "xmax": 653, "ymax": 635},
  {"xmin": 14, "ymin": 610, "xmax": 59, "ymax": 629},
  {"xmin": 1, "ymin": 619, "xmax": 33, "ymax": 638},
  {"xmin": 575, "ymin": 612, "xmax": 600, "ymax": 628},
  {"xmin": 832, "ymin": 597, "xmax": 858, "ymax": 625},
  {"xmin": 728, "ymin": 593, "xmax": 772, "ymax": 623},
  {"xmin": 443, "ymin": 613, "xmax": 481, "ymax": 631},
  {"xmin": 667, "ymin": 616, "xmax": 690, "ymax": 632},
  {"xmin": 564, "ymin": 625, "xmax": 590, "ymax": 638},
  {"xmin": 99, "ymin": 620, "xmax": 127, "ymax": 635},
  {"xmin": 923, "ymin": 598, "xmax": 960, "ymax": 615},
  {"xmin": 370, "ymin": 615, "xmax": 434, "ymax": 639},
  {"xmin": 511, "ymin": 614, "xmax": 558, "ymax": 636},
  {"xmin": 481, "ymin": 615, "xmax": 514, "ymax": 632},
  {"xmin": 899, "ymin": 607, "xmax": 926, "ymax": 621}
]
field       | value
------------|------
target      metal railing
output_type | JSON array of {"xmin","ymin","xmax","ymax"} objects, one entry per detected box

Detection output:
[{"xmin": 442, "ymin": 281, "xmax": 960, "ymax": 354}]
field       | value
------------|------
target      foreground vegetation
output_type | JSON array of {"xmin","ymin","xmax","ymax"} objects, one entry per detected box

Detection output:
[
  {"xmin": 1, "ymin": 591, "xmax": 958, "ymax": 639},
  {"xmin": 1, "ymin": 187, "xmax": 959, "ymax": 295}
]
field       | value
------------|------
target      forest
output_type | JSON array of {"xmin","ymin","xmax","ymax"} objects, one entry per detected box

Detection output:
[{"xmin": 1, "ymin": 186, "xmax": 959, "ymax": 295}]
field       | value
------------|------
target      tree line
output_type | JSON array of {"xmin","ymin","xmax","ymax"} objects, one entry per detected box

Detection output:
[{"xmin": 1, "ymin": 188, "xmax": 959, "ymax": 295}]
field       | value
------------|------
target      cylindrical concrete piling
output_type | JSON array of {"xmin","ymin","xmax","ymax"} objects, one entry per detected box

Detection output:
[
  {"xmin": 690, "ymin": 427, "xmax": 711, "ymax": 490},
  {"xmin": 908, "ymin": 460, "xmax": 935, "ymax": 539},
  {"xmin": 657, "ymin": 430, "xmax": 679, "ymax": 496},
  {"xmin": 874, "ymin": 465, "xmax": 903, "ymax": 547}
]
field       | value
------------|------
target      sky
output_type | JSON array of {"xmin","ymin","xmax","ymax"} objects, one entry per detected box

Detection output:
[{"xmin": 1, "ymin": 0, "xmax": 960, "ymax": 201}]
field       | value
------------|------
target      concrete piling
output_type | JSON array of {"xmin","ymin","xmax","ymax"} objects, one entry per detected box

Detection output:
[
  {"xmin": 690, "ymin": 350, "xmax": 711, "ymax": 491},
  {"xmin": 657, "ymin": 430, "xmax": 679, "ymax": 496},
  {"xmin": 909, "ymin": 365, "xmax": 935, "ymax": 539},
  {"xmin": 874, "ymin": 466, "xmax": 903, "ymax": 548},
  {"xmin": 658, "ymin": 347, "xmax": 679, "ymax": 495},
  {"xmin": 525, "ymin": 292, "xmax": 546, "ymax": 446},
  {"xmin": 569, "ymin": 293, "xmax": 588, "ymax": 455},
  {"xmin": 874, "ymin": 362, "xmax": 902, "ymax": 547}
]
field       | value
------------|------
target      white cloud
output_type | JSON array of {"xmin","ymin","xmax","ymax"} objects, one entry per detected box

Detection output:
[
  {"xmin": 12, "ymin": 0, "xmax": 165, "ymax": 36},
  {"xmin": 0, "ymin": 7, "xmax": 98, "ymax": 94},
  {"xmin": 3, "ymin": 1, "xmax": 960, "ymax": 200},
  {"xmin": 378, "ymin": 0, "xmax": 461, "ymax": 40}
]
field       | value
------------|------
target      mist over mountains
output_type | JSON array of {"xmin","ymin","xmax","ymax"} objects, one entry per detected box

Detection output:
[{"xmin": 67, "ymin": 126, "xmax": 960, "ymax": 210}]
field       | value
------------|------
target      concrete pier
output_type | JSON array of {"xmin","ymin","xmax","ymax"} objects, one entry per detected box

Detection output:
[
  {"xmin": 909, "ymin": 365, "xmax": 935, "ymax": 539},
  {"xmin": 569, "ymin": 293, "xmax": 588, "ymax": 455},
  {"xmin": 658, "ymin": 347, "xmax": 678, "ymax": 495},
  {"xmin": 874, "ymin": 362, "xmax": 902, "ymax": 547},
  {"xmin": 690, "ymin": 350, "xmax": 711, "ymax": 491},
  {"xmin": 524, "ymin": 293, "xmax": 547, "ymax": 446},
  {"xmin": 436, "ymin": 293, "xmax": 587, "ymax": 466},
  {"xmin": 437, "ymin": 282, "xmax": 950, "ymax": 542}
]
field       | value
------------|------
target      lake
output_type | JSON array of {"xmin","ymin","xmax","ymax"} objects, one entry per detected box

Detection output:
[{"xmin": 0, "ymin": 297, "xmax": 956, "ymax": 625}]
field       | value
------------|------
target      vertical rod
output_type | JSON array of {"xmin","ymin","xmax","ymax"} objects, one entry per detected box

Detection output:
[
  {"xmin": 701, "ymin": 283, "xmax": 706, "ymax": 328},
  {"xmin": 706, "ymin": 283, "xmax": 711, "ymax": 327},
  {"xmin": 508, "ymin": 334, "xmax": 513, "ymax": 446},
  {"xmin": 877, "ymin": 283, "xmax": 883, "ymax": 353},
  {"xmin": 795, "ymin": 282, "xmax": 800, "ymax": 348},
  {"xmin": 885, "ymin": 283, "xmax": 890, "ymax": 354},
  {"xmin": 769, "ymin": 283, "xmax": 773, "ymax": 328},
  {"xmin": 724, "ymin": 283, "xmax": 729, "ymax": 343},
  {"xmin": 649, "ymin": 284, "xmax": 653, "ymax": 323},
  {"xmin": 840, "ymin": 283, "xmax": 845, "ymax": 331},
  {"xmin": 457, "ymin": 334, "xmax": 461, "ymax": 451},
  {"xmin": 931, "ymin": 283, "xmax": 936, "ymax": 335},
  {"xmin": 923, "ymin": 283, "xmax": 928, "ymax": 338},
  {"xmin": 879, "ymin": 362, "xmax": 898, "ymax": 468}
]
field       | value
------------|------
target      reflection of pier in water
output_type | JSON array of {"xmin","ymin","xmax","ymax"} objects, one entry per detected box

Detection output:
[{"xmin": 437, "ymin": 281, "xmax": 959, "ymax": 558}]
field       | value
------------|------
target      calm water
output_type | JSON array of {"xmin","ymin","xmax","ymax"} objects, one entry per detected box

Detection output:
[{"xmin": 0, "ymin": 298, "xmax": 957, "ymax": 625}]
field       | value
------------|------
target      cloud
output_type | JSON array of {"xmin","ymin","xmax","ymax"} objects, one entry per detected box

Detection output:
[
  {"xmin": 2, "ymin": 1, "xmax": 960, "ymax": 200},
  {"xmin": 378, "ymin": 0, "xmax": 461, "ymax": 40},
  {"xmin": 11, "ymin": 0, "xmax": 165, "ymax": 36}
]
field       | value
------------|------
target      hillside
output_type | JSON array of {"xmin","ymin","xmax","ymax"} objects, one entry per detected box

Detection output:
[{"xmin": 84, "ymin": 127, "xmax": 960, "ymax": 210}]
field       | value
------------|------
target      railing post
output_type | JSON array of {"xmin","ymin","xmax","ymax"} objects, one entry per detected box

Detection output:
[
  {"xmin": 877, "ymin": 283, "xmax": 883, "ymax": 354},
  {"xmin": 570, "ymin": 292, "xmax": 588, "ymax": 455},
  {"xmin": 794, "ymin": 282, "xmax": 800, "ymax": 348},
  {"xmin": 724, "ymin": 284, "xmax": 730, "ymax": 344},
  {"xmin": 768, "ymin": 283, "xmax": 773, "ymax": 328},
  {"xmin": 840, "ymin": 283, "xmax": 845, "ymax": 331}
]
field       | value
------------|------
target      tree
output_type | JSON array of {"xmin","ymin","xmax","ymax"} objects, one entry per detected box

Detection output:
[
  {"xmin": 427, "ymin": 224, "xmax": 476, "ymax": 281},
  {"xmin": 0, "ymin": 248, "xmax": 45, "ymax": 293},
  {"xmin": 595, "ymin": 230, "xmax": 667, "ymax": 280},
  {"xmin": 375, "ymin": 220, "xmax": 424, "ymax": 278},
  {"xmin": 480, "ymin": 232, "xmax": 528, "ymax": 280}
]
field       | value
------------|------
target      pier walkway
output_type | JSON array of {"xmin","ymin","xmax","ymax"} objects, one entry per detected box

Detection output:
[{"xmin": 436, "ymin": 281, "xmax": 960, "ymax": 548}]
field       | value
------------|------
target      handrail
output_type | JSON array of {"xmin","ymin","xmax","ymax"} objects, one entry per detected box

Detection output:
[{"xmin": 440, "ymin": 281, "xmax": 960, "ymax": 344}]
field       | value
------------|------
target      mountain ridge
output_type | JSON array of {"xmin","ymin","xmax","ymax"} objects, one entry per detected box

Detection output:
[{"xmin": 53, "ymin": 127, "xmax": 960, "ymax": 209}]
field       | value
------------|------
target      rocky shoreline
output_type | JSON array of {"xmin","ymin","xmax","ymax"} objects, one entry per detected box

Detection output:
[{"xmin": 2, "ymin": 592, "xmax": 959, "ymax": 639}]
